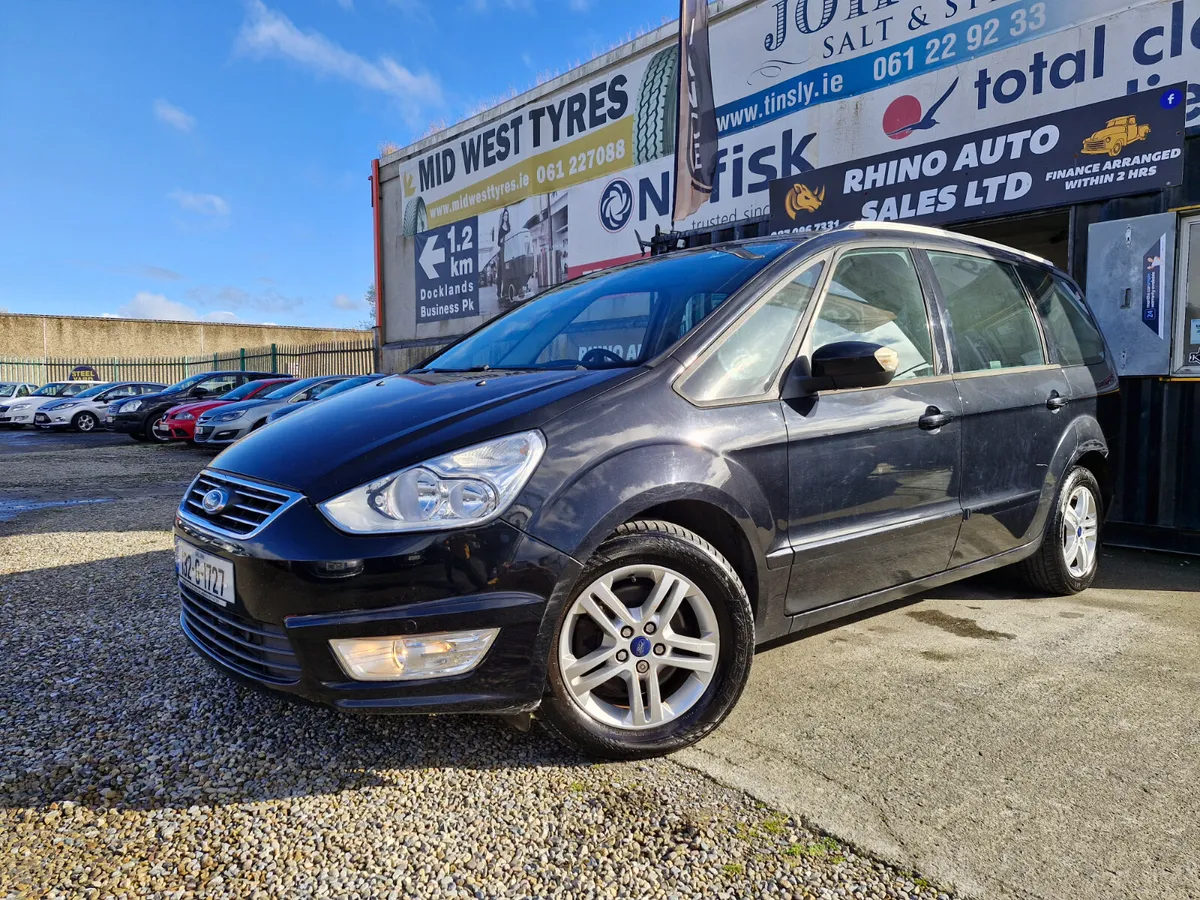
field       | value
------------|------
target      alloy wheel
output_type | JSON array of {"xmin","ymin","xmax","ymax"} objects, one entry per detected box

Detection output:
[
  {"xmin": 76, "ymin": 413, "xmax": 96, "ymax": 432},
  {"xmin": 1062, "ymin": 485, "xmax": 1099, "ymax": 578},
  {"xmin": 558, "ymin": 564, "xmax": 720, "ymax": 730}
]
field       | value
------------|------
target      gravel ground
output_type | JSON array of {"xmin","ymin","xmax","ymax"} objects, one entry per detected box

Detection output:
[{"xmin": 1, "ymin": 444, "xmax": 954, "ymax": 900}]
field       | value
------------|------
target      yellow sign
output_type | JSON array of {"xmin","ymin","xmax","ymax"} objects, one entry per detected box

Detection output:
[
  {"xmin": 785, "ymin": 183, "xmax": 825, "ymax": 219},
  {"xmin": 425, "ymin": 118, "xmax": 634, "ymax": 227},
  {"xmin": 1082, "ymin": 116, "xmax": 1151, "ymax": 157}
]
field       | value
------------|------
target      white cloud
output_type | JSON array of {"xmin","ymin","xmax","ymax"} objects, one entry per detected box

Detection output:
[
  {"xmin": 568, "ymin": 0, "xmax": 589, "ymax": 11},
  {"xmin": 153, "ymin": 99, "xmax": 196, "ymax": 132},
  {"xmin": 169, "ymin": 190, "xmax": 230, "ymax": 216},
  {"xmin": 332, "ymin": 293, "xmax": 361, "ymax": 310},
  {"xmin": 186, "ymin": 284, "xmax": 303, "ymax": 314},
  {"xmin": 235, "ymin": 1, "xmax": 443, "ymax": 122},
  {"xmin": 336, "ymin": 0, "xmax": 354, "ymax": 8},
  {"xmin": 117, "ymin": 292, "xmax": 200, "ymax": 321},
  {"xmin": 114, "ymin": 292, "xmax": 246, "ymax": 322}
]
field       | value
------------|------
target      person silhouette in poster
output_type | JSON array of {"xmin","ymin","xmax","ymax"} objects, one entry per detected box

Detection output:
[{"xmin": 496, "ymin": 207, "xmax": 511, "ymax": 308}]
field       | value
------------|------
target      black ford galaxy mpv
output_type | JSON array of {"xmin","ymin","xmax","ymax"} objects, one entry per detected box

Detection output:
[{"xmin": 175, "ymin": 223, "xmax": 1118, "ymax": 758}]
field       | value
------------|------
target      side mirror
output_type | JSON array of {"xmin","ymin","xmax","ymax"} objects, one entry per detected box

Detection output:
[{"xmin": 781, "ymin": 341, "xmax": 899, "ymax": 398}]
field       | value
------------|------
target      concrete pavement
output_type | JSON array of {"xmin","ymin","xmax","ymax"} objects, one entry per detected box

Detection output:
[{"xmin": 679, "ymin": 549, "xmax": 1200, "ymax": 899}]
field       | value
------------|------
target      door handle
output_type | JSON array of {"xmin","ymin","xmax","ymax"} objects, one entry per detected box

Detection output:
[
  {"xmin": 918, "ymin": 407, "xmax": 952, "ymax": 431},
  {"xmin": 1046, "ymin": 391, "xmax": 1070, "ymax": 410}
]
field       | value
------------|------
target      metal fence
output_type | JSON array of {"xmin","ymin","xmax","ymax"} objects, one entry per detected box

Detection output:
[{"xmin": 0, "ymin": 338, "xmax": 377, "ymax": 386}]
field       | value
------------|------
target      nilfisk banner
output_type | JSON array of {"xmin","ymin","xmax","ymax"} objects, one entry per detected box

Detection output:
[{"xmin": 768, "ymin": 84, "xmax": 1187, "ymax": 234}]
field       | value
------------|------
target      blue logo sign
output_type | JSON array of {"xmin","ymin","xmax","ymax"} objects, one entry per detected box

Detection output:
[
  {"xmin": 599, "ymin": 178, "xmax": 633, "ymax": 233},
  {"xmin": 630, "ymin": 636, "xmax": 651, "ymax": 658},
  {"xmin": 1161, "ymin": 88, "xmax": 1184, "ymax": 110}
]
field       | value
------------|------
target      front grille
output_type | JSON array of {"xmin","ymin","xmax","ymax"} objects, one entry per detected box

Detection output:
[
  {"xmin": 180, "ymin": 584, "xmax": 301, "ymax": 685},
  {"xmin": 1083, "ymin": 138, "xmax": 1108, "ymax": 151},
  {"xmin": 182, "ymin": 471, "xmax": 297, "ymax": 537}
]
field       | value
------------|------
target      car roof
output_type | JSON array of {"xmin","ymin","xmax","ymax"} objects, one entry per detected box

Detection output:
[{"xmin": 701, "ymin": 222, "xmax": 1056, "ymax": 270}]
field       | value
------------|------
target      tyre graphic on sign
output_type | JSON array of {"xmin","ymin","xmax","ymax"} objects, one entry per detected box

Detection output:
[
  {"xmin": 403, "ymin": 196, "xmax": 428, "ymax": 237},
  {"xmin": 633, "ymin": 45, "xmax": 678, "ymax": 165}
]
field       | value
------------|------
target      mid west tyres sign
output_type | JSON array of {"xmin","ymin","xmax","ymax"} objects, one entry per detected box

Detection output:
[{"xmin": 398, "ymin": 0, "xmax": 1200, "ymax": 325}]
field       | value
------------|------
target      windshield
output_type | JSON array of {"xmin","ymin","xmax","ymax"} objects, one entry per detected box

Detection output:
[
  {"xmin": 161, "ymin": 373, "xmax": 210, "ymax": 394},
  {"xmin": 263, "ymin": 378, "xmax": 322, "ymax": 400},
  {"xmin": 422, "ymin": 244, "xmax": 793, "ymax": 372},
  {"xmin": 319, "ymin": 375, "xmax": 378, "ymax": 399},
  {"xmin": 32, "ymin": 383, "xmax": 70, "ymax": 397},
  {"xmin": 73, "ymin": 383, "xmax": 113, "ymax": 399},
  {"xmin": 224, "ymin": 380, "xmax": 282, "ymax": 401},
  {"xmin": 0, "ymin": 385, "xmax": 16, "ymax": 397}
]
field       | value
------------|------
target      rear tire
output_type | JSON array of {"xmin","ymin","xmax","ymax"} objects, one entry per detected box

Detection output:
[
  {"xmin": 73, "ymin": 411, "xmax": 98, "ymax": 433},
  {"xmin": 539, "ymin": 520, "xmax": 754, "ymax": 760},
  {"xmin": 1017, "ymin": 466, "xmax": 1103, "ymax": 595}
]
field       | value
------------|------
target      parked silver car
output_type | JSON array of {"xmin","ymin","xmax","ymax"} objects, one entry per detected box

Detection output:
[
  {"xmin": 193, "ymin": 376, "xmax": 350, "ymax": 446},
  {"xmin": 35, "ymin": 381, "xmax": 165, "ymax": 432},
  {"xmin": 265, "ymin": 374, "xmax": 385, "ymax": 424}
]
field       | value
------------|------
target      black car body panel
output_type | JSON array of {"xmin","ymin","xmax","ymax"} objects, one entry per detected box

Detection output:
[{"xmin": 175, "ymin": 225, "xmax": 1120, "ymax": 716}]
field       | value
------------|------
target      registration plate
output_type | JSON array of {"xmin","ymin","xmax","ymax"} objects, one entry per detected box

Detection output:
[{"xmin": 175, "ymin": 538, "xmax": 234, "ymax": 606}]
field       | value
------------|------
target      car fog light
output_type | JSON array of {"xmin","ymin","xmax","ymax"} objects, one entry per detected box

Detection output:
[
  {"xmin": 313, "ymin": 559, "xmax": 364, "ymax": 578},
  {"xmin": 329, "ymin": 629, "xmax": 499, "ymax": 681}
]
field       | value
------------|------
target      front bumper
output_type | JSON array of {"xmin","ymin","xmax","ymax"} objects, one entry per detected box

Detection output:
[
  {"xmin": 108, "ymin": 412, "xmax": 145, "ymax": 434},
  {"xmin": 161, "ymin": 417, "xmax": 197, "ymax": 440},
  {"xmin": 194, "ymin": 421, "xmax": 251, "ymax": 444},
  {"xmin": 173, "ymin": 490, "xmax": 578, "ymax": 713},
  {"xmin": 35, "ymin": 411, "xmax": 76, "ymax": 428},
  {"xmin": 1, "ymin": 409, "xmax": 35, "ymax": 425}
]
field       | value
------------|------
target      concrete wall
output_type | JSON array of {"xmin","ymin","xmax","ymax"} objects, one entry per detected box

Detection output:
[{"xmin": 0, "ymin": 313, "xmax": 370, "ymax": 359}]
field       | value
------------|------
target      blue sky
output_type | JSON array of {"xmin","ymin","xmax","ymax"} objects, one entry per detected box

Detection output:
[{"xmin": 0, "ymin": 0, "xmax": 675, "ymax": 329}]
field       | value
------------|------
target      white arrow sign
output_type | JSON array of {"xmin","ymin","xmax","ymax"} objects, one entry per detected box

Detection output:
[{"xmin": 418, "ymin": 234, "xmax": 445, "ymax": 280}]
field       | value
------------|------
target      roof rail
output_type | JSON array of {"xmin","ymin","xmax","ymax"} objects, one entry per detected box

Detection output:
[{"xmin": 842, "ymin": 220, "xmax": 1053, "ymax": 267}]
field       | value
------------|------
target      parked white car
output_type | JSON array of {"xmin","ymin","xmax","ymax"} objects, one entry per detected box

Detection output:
[
  {"xmin": 0, "ymin": 382, "xmax": 38, "ymax": 403},
  {"xmin": 0, "ymin": 381, "xmax": 104, "ymax": 427},
  {"xmin": 35, "ymin": 381, "xmax": 166, "ymax": 432}
]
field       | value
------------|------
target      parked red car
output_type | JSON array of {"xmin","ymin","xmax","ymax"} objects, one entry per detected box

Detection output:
[{"xmin": 160, "ymin": 377, "xmax": 294, "ymax": 441}]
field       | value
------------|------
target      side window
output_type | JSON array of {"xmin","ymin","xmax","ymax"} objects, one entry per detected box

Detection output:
[
  {"xmin": 104, "ymin": 386, "xmax": 136, "ymax": 400},
  {"xmin": 18, "ymin": 385, "xmax": 30, "ymax": 397},
  {"xmin": 681, "ymin": 260, "xmax": 825, "ymax": 403},
  {"xmin": 928, "ymin": 252, "xmax": 1045, "ymax": 372},
  {"xmin": 199, "ymin": 375, "xmax": 239, "ymax": 395},
  {"xmin": 810, "ymin": 249, "xmax": 935, "ymax": 381},
  {"xmin": 1017, "ymin": 267, "xmax": 1106, "ymax": 367}
]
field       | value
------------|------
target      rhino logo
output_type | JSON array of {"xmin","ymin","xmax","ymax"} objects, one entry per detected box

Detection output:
[{"xmin": 785, "ymin": 183, "xmax": 825, "ymax": 219}]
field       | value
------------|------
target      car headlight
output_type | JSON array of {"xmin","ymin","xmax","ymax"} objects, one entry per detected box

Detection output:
[
  {"xmin": 176, "ymin": 412, "xmax": 195, "ymax": 421},
  {"xmin": 123, "ymin": 400, "xmax": 143, "ymax": 413},
  {"xmin": 56, "ymin": 402, "xmax": 80, "ymax": 410},
  {"xmin": 213, "ymin": 410, "xmax": 244, "ymax": 422},
  {"xmin": 319, "ymin": 431, "xmax": 545, "ymax": 534},
  {"xmin": 10, "ymin": 403, "xmax": 30, "ymax": 411}
]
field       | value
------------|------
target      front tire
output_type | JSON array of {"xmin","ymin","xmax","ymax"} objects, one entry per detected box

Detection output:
[
  {"xmin": 73, "ymin": 411, "xmax": 98, "ymax": 433},
  {"xmin": 1017, "ymin": 466, "xmax": 1102, "ymax": 595},
  {"xmin": 143, "ymin": 417, "xmax": 170, "ymax": 444},
  {"xmin": 540, "ymin": 520, "xmax": 754, "ymax": 760}
]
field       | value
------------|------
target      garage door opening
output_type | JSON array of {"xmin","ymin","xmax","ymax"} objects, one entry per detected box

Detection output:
[{"xmin": 950, "ymin": 210, "xmax": 1072, "ymax": 271}]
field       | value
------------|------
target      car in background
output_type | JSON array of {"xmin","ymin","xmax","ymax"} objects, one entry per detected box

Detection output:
[
  {"xmin": 0, "ymin": 382, "xmax": 38, "ymax": 402},
  {"xmin": 0, "ymin": 380, "xmax": 104, "ymax": 428},
  {"xmin": 108, "ymin": 371, "xmax": 278, "ymax": 443},
  {"xmin": 159, "ymin": 377, "xmax": 295, "ymax": 442},
  {"xmin": 265, "ymin": 374, "xmax": 385, "ymax": 424},
  {"xmin": 35, "ymin": 381, "xmax": 165, "ymax": 432},
  {"xmin": 193, "ymin": 376, "xmax": 350, "ymax": 446}
]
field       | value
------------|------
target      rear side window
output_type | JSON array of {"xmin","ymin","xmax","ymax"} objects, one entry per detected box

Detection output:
[
  {"xmin": 928, "ymin": 252, "xmax": 1045, "ymax": 372},
  {"xmin": 810, "ymin": 249, "xmax": 936, "ymax": 380},
  {"xmin": 1017, "ymin": 267, "xmax": 1106, "ymax": 367}
]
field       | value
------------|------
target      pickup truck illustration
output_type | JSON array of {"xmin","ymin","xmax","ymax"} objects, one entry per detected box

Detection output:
[{"xmin": 1082, "ymin": 116, "xmax": 1151, "ymax": 157}]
